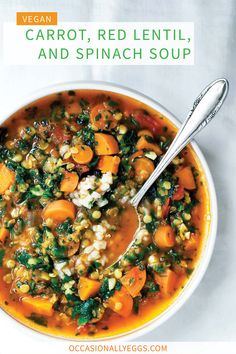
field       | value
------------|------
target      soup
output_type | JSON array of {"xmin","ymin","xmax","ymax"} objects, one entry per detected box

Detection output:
[{"xmin": 0, "ymin": 90, "xmax": 210, "ymax": 339}]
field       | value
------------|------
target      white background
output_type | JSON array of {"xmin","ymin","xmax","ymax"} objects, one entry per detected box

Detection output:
[{"xmin": 0, "ymin": 0, "xmax": 236, "ymax": 350}]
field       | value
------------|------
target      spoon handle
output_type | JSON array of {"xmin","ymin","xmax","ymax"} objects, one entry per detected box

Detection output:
[{"xmin": 131, "ymin": 78, "xmax": 229, "ymax": 208}]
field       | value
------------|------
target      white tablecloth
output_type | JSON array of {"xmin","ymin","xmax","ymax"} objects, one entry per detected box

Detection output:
[{"xmin": 0, "ymin": 0, "xmax": 235, "ymax": 347}]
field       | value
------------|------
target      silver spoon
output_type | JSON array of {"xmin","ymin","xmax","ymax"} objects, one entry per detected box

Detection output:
[{"xmin": 108, "ymin": 78, "xmax": 229, "ymax": 269}]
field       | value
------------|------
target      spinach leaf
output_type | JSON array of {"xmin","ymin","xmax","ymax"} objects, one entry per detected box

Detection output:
[
  {"xmin": 167, "ymin": 249, "xmax": 182, "ymax": 264},
  {"xmin": 27, "ymin": 313, "xmax": 48, "ymax": 327},
  {"xmin": 76, "ymin": 112, "xmax": 90, "ymax": 125},
  {"xmin": 0, "ymin": 249, "xmax": 5, "ymax": 266},
  {"xmin": 99, "ymin": 278, "xmax": 121, "ymax": 300},
  {"xmin": 119, "ymin": 130, "xmax": 137, "ymax": 156},
  {"xmin": 16, "ymin": 250, "xmax": 53, "ymax": 272},
  {"xmin": 72, "ymin": 298, "xmax": 101, "ymax": 325},
  {"xmin": 87, "ymin": 261, "xmax": 101, "ymax": 275},
  {"xmin": 77, "ymin": 127, "xmax": 95, "ymax": 148},
  {"xmin": 50, "ymin": 101, "xmax": 65, "ymax": 120},
  {"xmin": 56, "ymin": 218, "xmax": 73, "ymax": 236}
]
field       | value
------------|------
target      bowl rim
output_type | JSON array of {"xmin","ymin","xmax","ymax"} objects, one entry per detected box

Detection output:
[{"xmin": 0, "ymin": 80, "xmax": 218, "ymax": 342}]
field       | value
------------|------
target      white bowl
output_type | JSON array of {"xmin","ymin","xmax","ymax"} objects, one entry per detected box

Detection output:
[{"xmin": 0, "ymin": 81, "xmax": 217, "ymax": 342}]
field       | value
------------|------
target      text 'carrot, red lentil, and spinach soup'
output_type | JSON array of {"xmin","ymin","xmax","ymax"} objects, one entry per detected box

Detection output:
[{"xmin": 0, "ymin": 90, "xmax": 210, "ymax": 338}]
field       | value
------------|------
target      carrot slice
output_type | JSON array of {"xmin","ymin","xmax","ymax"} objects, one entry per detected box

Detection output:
[
  {"xmin": 132, "ymin": 110, "xmax": 162, "ymax": 135},
  {"xmin": 78, "ymin": 277, "xmax": 101, "ymax": 301},
  {"xmin": 154, "ymin": 269, "xmax": 177, "ymax": 296},
  {"xmin": 133, "ymin": 157, "xmax": 154, "ymax": 183},
  {"xmin": 191, "ymin": 204, "xmax": 201, "ymax": 226},
  {"xmin": 97, "ymin": 155, "xmax": 120, "ymax": 174},
  {"xmin": 184, "ymin": 233, "xmax": 199, "ymax": 251},
  {"xmin": 0, "ymin": 227, "xmax": 9, "ymax": 243},
  {"xmin": 162, "ymin": 197, "xmax": 170, "ymax": 218},
  {"xmin": 66, "ymin": 101, "xmax": 81, "ymax": 115},
  {"xmin": 72, "ymin": 145, "xmax": 94, "ymax": 164},
  {"xmin": 136, "ymin": 136, "xmax": 162, "ymax": 156},
  {"xmin": 175, "ymin": 166, "xmax": 196, "ymax": 190},
  {"xmin": 107, "ymin": 286, "xmax": 133, "ymax": 317},
  {"xmin": 42, "ymin": 200, "xmax": 76, "ymax": 222},
  {"xmin": 172, "ymin": 184, "xmax": 185, "ymax": 201},
  {"xmin": 94, "ymin": 133, "xmax": 119, "ymax": 155},
  {"xmin": 22, "ymin": 296, "xmax": 54, "ymax": 317},
  {"xmin": 121, "ymin": 266, "xmax": 146, "ymax": 297},
  {"xmin": 90, "ymin": 103, "xmax": 117, "ymax": 130},
  {"xmin": 60, "ymin": 171, "xmax": 79, "ymax": 193},
  {"xmin": 137, "ymin": 129, "xmax": 154, "ymax": 138},
  {"xmin": 154, "ymin": 225, "xmax": 175, "ymax": 248},
  {"xmin": 0, "ymin": 163, "xmax": 15, "ymax": 194},
  {"xmin": 129, "ymin": 150, "xmax": 144, "ymax": 164}
]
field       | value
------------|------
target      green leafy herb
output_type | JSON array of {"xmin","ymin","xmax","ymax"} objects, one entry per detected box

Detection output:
[
  {"xmin": 88, "ymin": 156, "xmax": 99, "ymax": 169},
  {"xmin": 50, "ymin": 246, "xmax": 67, "ymax": 260},
  {"xmin": 133, "ymin": 296, "xmax": 141, "ymax": 314},
  {"xmin": 148, "ymin": 282, "xmax": 160, "ymax": 293},
  {"xmin": 27, "ymin": 313, "xmax": 48, "ymax": 327},
  {"xmin": 167, "ymin": 249, "xmax": 182, "ymax": 264},
  {"xmin": 50, "ymin": 100, "xmax": 65, "ymax": 120},
  {"xmin": 68, "ymin": 90, "xmax": 75, "ymax": 96},
  {"xmin": 56, "ymin": 218, "xmax": 73, "ymax": 236},
  {"xmin": 107, "ymin": 99, "xmax": 118, "ymax": 107},
  {"xmin": 0, "ymin": 249, "xmax": 5, "ymax": 266},
  {"xmin": 99, "ymin": 278, "xmax": 121, "ymax": 300},
  {"xmin": 16, "ymin": 250, "xmax": 53, "ymax": 272},
  {"xmin": 76, "ymin": 112, "xmax": 90, "ymax": 125},
  {"xmin": 87, "ymin": 261, "xmax": 101, "ymax": 274},
  {"xmin": 152, "ymin": 264, "xmax": 165, "ymax": 274},
  {"xmin": 16, "ymin": 139, "xmax": 30, "ymax": 151},
  {"xmin": 72, "ymin": 298, "xmax": 101, "ymax": 325},
  {"xmin": 95, "ymin": 113, "xmax": 102, "ymax": 121},
  {"xmin": 119, "ymin": 130, "xmax": 137, "ymax": 156},
  {"xmin": 77, "ymin": 127, "xmax": 95, "ymax": 148}
]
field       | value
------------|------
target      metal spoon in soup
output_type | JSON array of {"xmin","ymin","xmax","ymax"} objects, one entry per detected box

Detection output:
[{"xmin": 107, "ymin": 78, "xmax": 229, "ymax": 268}]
